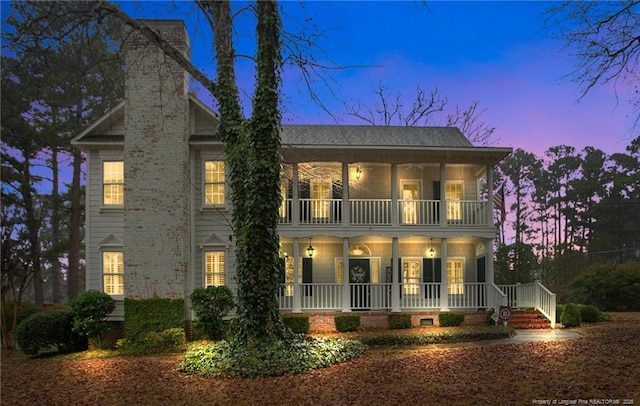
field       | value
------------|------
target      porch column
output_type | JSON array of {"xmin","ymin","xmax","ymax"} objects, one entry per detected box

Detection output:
[
  {"xmin": 486, "ymin": 237, "xmax": 495, "ymax": 285},
  {"xmin": 342, "ymin": 237, "xmax": 351, "ymax": 312},
  {"xmin": 292, "ymin": 237, "xmax": 301, "ymax": 313},
  {"xmin": 391, "ymin": 237, "xmax": 401, "ymax": 312},
  {"xmin": 391, "ymin": 164, "xmax": 398, "ymax": 226},
  {"xmin": 292, "ymin": 163, "xmax": 299, "ymax": 227},
  {"xmin": 440, "ymin": 238, "xmax": 449, "ymax": 311},
  {"xmin": 342, "ymin": 162, "xmax": 350, "ymax": 227},
  {"xmin": 439, "ymin": 164, "xmax": 447, "ymax": 227},
  {"xmin": 486, "ymin": 166, "xmax": 494, "ymax": 226}
]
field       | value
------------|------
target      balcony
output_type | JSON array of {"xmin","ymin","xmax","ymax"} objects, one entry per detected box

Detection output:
[{"xmin": 278, "ymin": 198, "xmax": 490, "ymax": 227}]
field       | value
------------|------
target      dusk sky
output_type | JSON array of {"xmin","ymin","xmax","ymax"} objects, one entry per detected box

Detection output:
[
  {"xmin": 112, "ymin": 0, "xmax": 637, "ymax": 158},
  {"xmin": 2, "ymin": 1, "xmax": 636, "ymax": 156}
]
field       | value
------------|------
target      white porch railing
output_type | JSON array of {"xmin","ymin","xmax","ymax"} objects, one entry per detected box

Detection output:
[
  {"xmin": 279, "ymin": 282, "xmax": 499, "ymax": 312},
  {"xmin": 398, "ymin": 200, "xmax": 440, "ymax": 225},
  {"xmin": 350, "ymin": 199, "xmax": 392, "ymax": 225},
  {"xmin": 399, "ymin": 283, "xmax": 441, "ymax": 309},
  {"xmin": 446, "ymin": 200, "xmax": 489, "ymax": 226},
  {"xmin": 279, "ymin": 198, "xmax": 491, "ymax": 226},
  {"xmin": 448, "ymin": 283, "xmax": 488, "ymax": 308},
  {"xmin": 498, "ymin": 282, "xmax": 557, "ymax": 328}
]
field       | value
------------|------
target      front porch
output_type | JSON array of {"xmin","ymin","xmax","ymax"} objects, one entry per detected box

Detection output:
[{"xmin": 278, "ymin": 281, "xmax": 557, "ymax": 328}]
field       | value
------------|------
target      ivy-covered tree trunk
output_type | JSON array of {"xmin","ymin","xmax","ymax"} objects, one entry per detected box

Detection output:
[
  {"xmin": 207, "ymin": 0, "xmax": 285, "ymax": 341},
  {"xmin": 239, "ymin": 0, "xmax": 285, "ymax": 340}
]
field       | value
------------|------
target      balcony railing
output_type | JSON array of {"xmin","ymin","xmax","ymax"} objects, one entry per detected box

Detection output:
[{"xmin": 279, "ymin": 199, "xmax": 490, "ymax": 226}]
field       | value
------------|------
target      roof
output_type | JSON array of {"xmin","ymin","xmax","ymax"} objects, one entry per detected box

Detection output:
[
  {"xmin": 71, "ymin": 97, "xmax": 511, "ymax": 166},
  {"xmin": 280, "ymin": 125, "xmax": 472, "ymax": 148}
]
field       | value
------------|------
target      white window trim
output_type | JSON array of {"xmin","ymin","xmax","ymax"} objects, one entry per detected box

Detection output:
[
  {"xmin": 445, "ymin": 180, "xmax": 464, "ymax": 220},
  {"xmin": 101, "ymin": 251, "xmax": 124, "ymax": 298},
  {"xmin": 447, "ymin": 257, "xmax": 465, "ymax": 295},
  {"xmin": 101, "ymin": 160, "xmax": 124, "ymax": 211},
  {"xmin": 202, "ymin": 159, "xmax": 227, "ymax": 209},
  {"xmin": 203, "ymin": 250, "xmax": 227, "ymax": 287},
  {"xmin": 401, "ymin": 257, "xmax": 422, "ymax": 296}
]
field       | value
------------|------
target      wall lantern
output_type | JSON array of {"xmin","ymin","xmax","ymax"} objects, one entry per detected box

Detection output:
[
  {"xmin": 355, "ymin": 166, "xmax": 362, "ymax": 180},
  {"xmin": 428, "ymin": 238, "xmax": 435, "ymax": 258},
  {"xmin": 306, "ymin": 238, "xmax": 315, "ymax": 258}
]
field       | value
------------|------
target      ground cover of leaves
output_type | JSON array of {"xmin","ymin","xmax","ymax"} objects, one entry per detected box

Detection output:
[{"xmin": 2, "ymin": 313, "xmax": 639, "ymax": 406}]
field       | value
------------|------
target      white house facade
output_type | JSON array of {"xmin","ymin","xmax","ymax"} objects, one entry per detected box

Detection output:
[{"xmin": 72, "ymin": 20, "xmax": 556, "ymax": 328}]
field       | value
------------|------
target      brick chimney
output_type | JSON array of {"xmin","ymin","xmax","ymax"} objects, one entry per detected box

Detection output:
[{"xmin": 123, "ymin": 20, "xmax": 191, "ymax": 299}]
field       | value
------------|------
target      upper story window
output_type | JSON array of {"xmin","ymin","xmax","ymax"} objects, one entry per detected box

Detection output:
[
  {"xmin": 204, "ymin": 161, "xmax": 225, "ymax": 206},
  {"xmin": 103, "ymin": 161, "xmax": 124, "ymax": 205}
]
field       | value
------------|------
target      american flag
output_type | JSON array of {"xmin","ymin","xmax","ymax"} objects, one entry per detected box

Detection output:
[{"xmin": 493, "ymin": 184, "xmax": 506, "ymax": 223}]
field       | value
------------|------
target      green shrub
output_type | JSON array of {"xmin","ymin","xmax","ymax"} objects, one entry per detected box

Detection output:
[
  {"xmin": 283, "ymin": 316, "xmax": 310, "ymax": 334},
  {"xmin": 358, "ymin": 326, "xmax": 513, "ymax": 346},
  {"xmin": 190, "ymin": 286, "xmax": 235, "ymax": 340},
  {"xmin": 179, "ymin": 335, "xmax": 366, "ymax": 378},
  {"xmin": 124, "ymin": 297, "xmax": 184, "ymax": 343},
  {"xmin": 578, "ymin": 304, "xmax": 600, "ymax": 323},
  {"xmin": 560, "ymin": 303, "xmax": 582, "ymax": 328},
  {"xmin": 15, "ymin": 310, "xmax": 86, "ymax": 355},
  {"xmin": 2, "ymin": 302, "xmax": 41, "ymax": 330},
  {"xmin": 334, "ymin": 315, "xmax": 360, "ymax": 332},
  {"xmin": 568, "ymin": 261, "xmax": 640, "ymax": 311},
  {"xmin": 387, "ymin": 314, "xmax": 412, "ymax": 330},
  {"xmin": 117, "ymin": 327, "xmax": 186, "ymax": 355},
  {"xmin": 556, "ymin": 304, "xmax": 565, "ymax": 323},
  {"xmin": 598, "ymin": 311, "xmax": 611, "ymax": 322},
  {"xmin": 70, "ymin": 290, "xmax": 115, "ymax": 346},
  {"xmin": 485, "ymin": 309, "xmax": 496, "ymax": 325},
  {"xmin": 438, "ymin": 312, "xmax": 465, "ymax": 327}
]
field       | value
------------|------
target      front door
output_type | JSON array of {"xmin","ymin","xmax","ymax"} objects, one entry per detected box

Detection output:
[{"xmin": 349, "ymin": 258, "xmax": 370, "ymax": 309}]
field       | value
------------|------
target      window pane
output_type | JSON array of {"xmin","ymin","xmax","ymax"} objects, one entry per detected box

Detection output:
[
  {"xmin": 447, "ymin": 260, "xmax": 464, "ymax": 295},
  {"xmin": 103, "ymin": 162, "xmax": 124, "ymax": 205},
  {"xmin": 205, "ymin": 251, "xmax": 225, "ymax": 287},
  {"xmin": 204, "ymin": 161, "xmax": 225, "ymax": 205},
  {"xmin": 103, "ymin": 252, "xmax": 123, "ymax": 295},
  {"xmin": 403, "ymin": 259, "xmax": 420, "ymax": 295}
]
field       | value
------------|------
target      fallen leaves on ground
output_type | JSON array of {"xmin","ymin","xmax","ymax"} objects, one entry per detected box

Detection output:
[{"xmin": 2, "ymin": 313, "xmax": 639, "ymax": 405}]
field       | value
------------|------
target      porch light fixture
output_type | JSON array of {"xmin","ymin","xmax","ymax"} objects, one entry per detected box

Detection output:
[
  {"xmin": 428, "ymin": 238, "xmax": 435, "ymax": 258},
  {"xmin": 306, "ymin": 239, "xmax": 315, "ymax": 258},
  {"xmin": 355, "ymin": 166, "xmax": 362, "ymax": 180}
]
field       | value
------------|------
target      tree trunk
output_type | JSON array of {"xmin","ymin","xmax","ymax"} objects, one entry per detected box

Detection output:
[{"xmin": 67, "ymin": 147, "xmax": 82, "ymax": 300}]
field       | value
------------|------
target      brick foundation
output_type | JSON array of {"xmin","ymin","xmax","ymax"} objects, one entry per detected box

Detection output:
[{"xmin": 281, "ymin": 311, "xmax": 489, "ymax": 333}]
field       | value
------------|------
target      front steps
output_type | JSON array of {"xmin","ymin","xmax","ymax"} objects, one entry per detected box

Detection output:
[{"xmin": 507, "ymin": 310, "xmax": 552, "ymax": 329}]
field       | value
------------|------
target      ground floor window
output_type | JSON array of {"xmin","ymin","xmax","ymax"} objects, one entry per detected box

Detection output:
[
  {"xmin": 103, "ymin": 252, "xmax": 123, "ymax": 295},
  {"xmin": 402, "ymin": 258, "xmax": 421, "ymax": 295},
  {"xmin": 205, "ymin": 251, "xmax": 226, "ymax": 287},
  {"xmin": 284, "ymin": 256, "xmax": 294, "ymax": 296},
  {"xmin": 447, "ymin": 259, "xmax": 464, "ymax": 295}
]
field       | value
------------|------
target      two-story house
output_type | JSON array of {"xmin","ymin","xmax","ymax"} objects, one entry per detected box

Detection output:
[{"xmin": 73, "ymin": 20, "xmax": 556, "ymax": 330}]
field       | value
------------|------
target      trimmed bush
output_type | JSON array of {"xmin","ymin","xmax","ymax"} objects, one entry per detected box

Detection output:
[
  {"xmin": 438, "ymin": 312, "xmax": 465, "ymax": 327},
  {"xmin": 387, "ymin": 314, "xmax": 412, "ymax": 330},
  {"xmin": 70, "ymin": 290, "xmax": 115, "ymax": 346},
  {"xmin": 190, "ymin": 286, "xmax": 235, "ymax": 340},
  {"xmin": 283, "ymin": 316, "xmax": 310, "ymax": 334},
  {"xmin": 334, "ymin": 315, "xmax": 360, "ymax": 332},
  {"xmin": 179, "ymin": 335, "xmax": 366, "ymax": 378},
  {"xmin": 358, "ymin": 326, "xmax": 513, "ymax": 346},
  {"xmin": 560, "ymin": 303, "xmax": 582, "ymax": 328},
  {"xmin": 118, "ymin": 328, "xmax": 186, "ymax": 354},
  {"xmin": 15, "ymin": 310, "xmax": 86, "ymax": 355},
  {"xmin": 578, "ymin": 304, "xmax": 600, "ymax": 323},
  {"xmin": 124, "ymin": 297, "xmax": 184, "ymax": 343}
]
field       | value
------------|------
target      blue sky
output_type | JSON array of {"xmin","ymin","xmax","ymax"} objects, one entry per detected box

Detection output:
[{"xmin": 3, "ymin": 0, "xmax": 636, "ymax": 157}]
